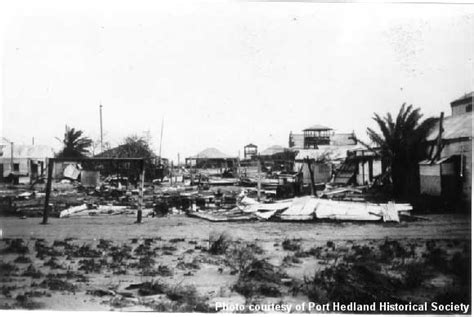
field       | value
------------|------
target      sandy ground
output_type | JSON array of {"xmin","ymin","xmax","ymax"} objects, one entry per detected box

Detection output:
[
  {"xmin": 0, "ymin": 213, "xmax": 471, "ymax": 312},
  {"xmin": 1, "ymin": 213, "xmax": 470, "ymax": 241}
]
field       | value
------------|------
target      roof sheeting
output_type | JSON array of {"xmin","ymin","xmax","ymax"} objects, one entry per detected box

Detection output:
[
  {"xmin": 0, "ymin": 144, "xmax": 55, "ymax": 158},
  {"xmin": 294, "ymin": 145, "xmax": 359, "ymax": 161},
  {"xmin": 425, "ymin": 113, "xmax": 473, "ymax": 141},
  {"xmin": 190, "ymin": 147, "xmax": 233, "ymax": 159},
  {"xmin": 419, "ymin": 155, "xmax": 457, "ymax": 165},
  {"xmin": 330, "ymin": 133, "xmax": 357, "ymax": 146}
]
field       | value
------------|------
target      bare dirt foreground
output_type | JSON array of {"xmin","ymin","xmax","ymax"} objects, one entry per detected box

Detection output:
[{"xmin": 0, "ymin": 214, "xmax": 471, "ymax": 313}]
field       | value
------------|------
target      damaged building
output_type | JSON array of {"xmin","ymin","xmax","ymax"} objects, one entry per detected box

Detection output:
[
  {"xmin": 289, "ymin": 124, "xmax": 381, "ymax": 187},
  {"xmin": 0, "ymin": 143, "xmax": 54, "ymax": 184},
  {"xmin": 419, "ymin": 92, "xmax": 473, "ymax": 208},
  {"xmin": 185, "ymin": 147, "xmax": 238, "ymax": 170}
]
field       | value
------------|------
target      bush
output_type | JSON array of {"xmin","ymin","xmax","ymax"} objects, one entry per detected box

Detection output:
[
  {"xmin": 379, "ymin": 240, "xmax": 408, "ymax": 261},
  {"xmin": 424, "ymin": 247, "xmax": 448, "ymax": 272},
  {"xmin": 434, "ymin": 287, "xmax": 470, "ymax": 306},
  {"xmin": 22, "ymin": 265, "xmax": 43, "ymax": 279},
  {"xmin": 163, "ymin": 284, "xmax": 212, "ymax": 312},
  {"xmin": 307, "ymin": 246, "xmax": 323, "ymax": 258},
  {"xmin": 304, "ymin": 262, "xmax": 402, "ymax": 305},
  {"xmin": 40, "ymin": 278, "xmax": 76, "ymax": 292},
  {"xmin": 450, "ymin": 252, "xmax": 470, "ymax": 283},
  {"xmin": 15, "ymin": 294, "xmax": 45, "ymax": 310},
  {"xmin": 233, "ymin": 259, "xmax": 285, "ymax": 298},
  {"xmin": 2, "ymin": 239, "xmax": 29, "ymax": 254},
  {"xmin": 226, "ymin": 243, "xmax": 258, "ymax": 273},
  {"xmin": 403, "ymin": 262, "xmax": 426, "ymax": 288},
  {"xmin": 14, "ymin": 255, "xmax": 32, "ymax": 263},
  {"xmin": 126, "ymin": 280, "xmax": 166, "ymax": 296},
  {"xmin": 0, "ymin": 262, "xmax": 18, "ymax": 276},
  {"xmin": 283, "ymin": 255, "xmax": 302, "ymax": 265},
  {"xmin": 282, "ymin": 238, "xmax": 301, "ymax": 251},
  {"xmin": 208, "ymin": 232, "xmax": 231, "ymax": 255}
]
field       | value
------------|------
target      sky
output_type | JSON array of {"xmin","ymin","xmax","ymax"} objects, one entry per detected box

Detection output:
[{"xmin": 0, "ymin": 0, "xmax": 473, "ymax": 162}]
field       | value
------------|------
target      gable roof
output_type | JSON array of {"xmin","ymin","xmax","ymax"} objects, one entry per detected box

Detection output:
[
  {"xmin": 425, "ymin": 112, "xmax": 473, "ymax": 142},
  {"xmin": 260, "ymin": 145, "xmax": 287, "ymax": 156},
  {"xmin": 303, "ymin": 124, "xmax": 332, "ymax": 131},
  {"xmin": 190, "ymin": 147, "xmax": 233, "ymax": 159}
]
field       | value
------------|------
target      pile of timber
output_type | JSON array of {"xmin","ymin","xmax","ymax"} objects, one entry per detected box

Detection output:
[{"xmin": 319, "ymin": 187, "xmax": 366, "ymax": 202}]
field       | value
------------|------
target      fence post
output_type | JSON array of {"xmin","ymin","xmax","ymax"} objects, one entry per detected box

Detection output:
[
  {"xmin": 136, "ymin": 160, "xmax": 145, "ymax": 223},
  {"xmin": 42, "ymin": 159, "xmax": 54, "ymax": 224}
]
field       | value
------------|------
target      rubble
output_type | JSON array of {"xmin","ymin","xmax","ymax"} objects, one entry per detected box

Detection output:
[{"xmin": 0, "ymin": 160, "xmax": 416, "ymax": 225}]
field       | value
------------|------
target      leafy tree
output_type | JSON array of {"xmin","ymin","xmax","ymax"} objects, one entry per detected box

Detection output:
[
  {"xmin": 115, "ymin": 135, "xmax": 155, "ymax": 159},
  {"xmin": 97, "ymin": 135, "xmax": 161, "ymax": 182},
  {"xmin": 56, "ymin": 126, "xmax": 93, "ymax": 158},
  {"xmin": 367, "ymin": 104, "xmax": 436, "ymax": 199}
]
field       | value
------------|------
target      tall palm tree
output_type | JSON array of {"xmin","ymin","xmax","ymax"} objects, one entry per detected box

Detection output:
[
  {"xmin": 56, "ymin": 126, "xmax": 93, "ymax": 158},
  {"xmin": 367, "ymin": 104, "xmax": 436, "ymax": 199}
]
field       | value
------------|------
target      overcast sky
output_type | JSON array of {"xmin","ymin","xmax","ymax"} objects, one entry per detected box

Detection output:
[{"xmin": 1, "ymin": 0, "xmax": 473, "ymax": 161}]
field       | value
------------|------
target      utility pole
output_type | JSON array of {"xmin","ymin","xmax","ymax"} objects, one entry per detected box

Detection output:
[
  {"xmin": 10, "ymin": 142, "xmax": 14, "ymax": 174},
  {"xmin": 99, "ymin": 104, "xmax": 104, "ymax": 153},
  {"xmin": 159, "ymin": 117, "xmax": 164, "ymax": 164},
  {"xmin": 32, "ymin": 137, "xmax": 35, "ymax": 145},
  {"xmin": 237, "ymin": 150, "xmax": 241, "ymax": 178}
]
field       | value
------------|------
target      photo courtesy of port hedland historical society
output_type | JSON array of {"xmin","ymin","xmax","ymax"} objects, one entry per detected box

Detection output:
[{"xmin": 0, "ymin": 0, "xmax": 472, "ymax": 314}]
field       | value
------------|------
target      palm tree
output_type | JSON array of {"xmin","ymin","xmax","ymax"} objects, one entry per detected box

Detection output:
[
  {"xmin": 367, "ymin": 104, "xmax": 436, "ymax": 199},
  {"xmin": 56, "ymin": 126, "xmax": 93, "ymax": 158}
]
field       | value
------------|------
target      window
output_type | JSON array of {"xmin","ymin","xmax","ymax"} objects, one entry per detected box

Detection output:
[
  {"xmin": 467, "ymin": 104, "xmax": 472, "ymax": 112},
  {"xmin": 13, "ymin": 163, "xmax": 19, "ymax": 172}
]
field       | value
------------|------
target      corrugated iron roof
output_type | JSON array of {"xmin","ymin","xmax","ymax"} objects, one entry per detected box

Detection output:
[
  {"xmin": 426, "ymin": 112, "xmax": 473, "ymax": 141},
  {"xmin": 451, "ymin": 91, "xmax": 474, "ymax": 105},
  {"xmin": 294, "ymin": 145, "xmax": 359, "ymax": 161},
  {"xmin": 0, "ymin": 144, "xmax": 55, "ymax": 158}
]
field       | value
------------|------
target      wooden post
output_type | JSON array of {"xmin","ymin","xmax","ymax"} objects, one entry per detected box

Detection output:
[
  {"xmin": 305, "ymin": 157, "xmax": 316, "ymax": 196},
  {"xmin": 435, "ymin": 112, "xmax": 444, "ymax": 161},
  {"xmin": 237, "ymin": 151, "xmax": 241, "ymax": 178},
  {"xmin": 257, "ymin": 157, "xmax": 262, "ymax": 202},
  {"xmin": 42, "ymin": 159, "xmax": 54, "ymax": 224},
  {"xmin": 361, "ymin": 159, "xmax": 365, "ymax": 185},
  {"xmin": 136, "ymin": 160, "xmax": 145, "ymax": 224},
  {"xmin": 431, "ymin": 111, "xmax": 444, "ymax": 163},
  {"xmin": 170, "ymin": 161, "xmax": 174, "ymax": 185}
]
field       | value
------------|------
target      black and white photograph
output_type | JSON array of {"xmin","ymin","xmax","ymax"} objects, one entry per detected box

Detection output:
[{"xmin": 0, "ymin": 0, "xmax": 472, "ymax": 314}]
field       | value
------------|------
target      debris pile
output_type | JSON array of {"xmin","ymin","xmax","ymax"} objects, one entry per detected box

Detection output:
[{"xmin": 0, "ymin": 160, "xmax": 416, "ymax": 225}]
